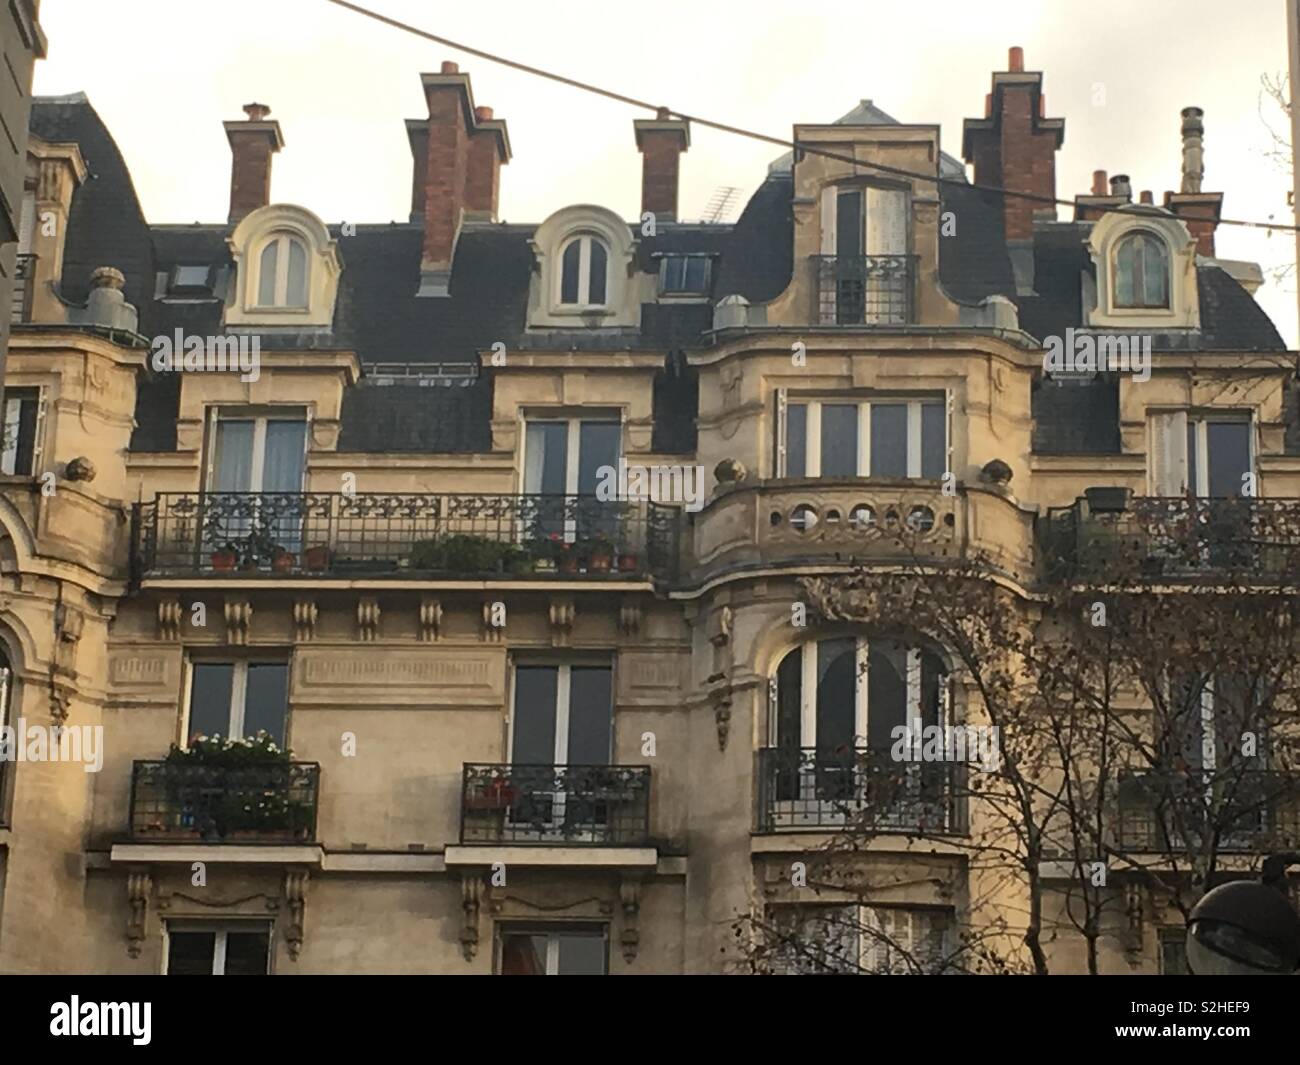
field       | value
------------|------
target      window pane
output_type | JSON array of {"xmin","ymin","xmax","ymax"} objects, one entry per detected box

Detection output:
[
  {"xmin": 189, "ymin": 663, "xmax": 235, "ymax": 742},
  {"xmin": 243, "ymin": 663, "xmax": 288, "ymax": 745},
  {"xmin": 869, "ymin": 404, "xmax": 908, "ymax": 478},
  {"xmin": 1115, "ymin": 238, "xmax": 1137, "ymax": 306},
  {"xmin": 661, "ymin": 257, "xmax": 686, "ymax": 292},
  {"xmin": 560, "ymin": 241, "xmax": 581, "ymax": 304},
  {"xmin": 867, "ymin": 640, "xmax": 908, "ymax": 750},
  {"xmin": 775, "ymin": 647, "xmax": 803, "ymax": 751},
  {"xmin": 1142, "ymin": 236, "xmax": 1168, "ymax": 307},
  {"xmin": 501, "ymin": 932, "xmax": 548, "ymax": 974},
  {"xmin": 816, "ymin": 638, "xmax": 856, "ymax": 752},
  {"xmin": 820, "ymin": 405, "xmax": 858, "ymax": 477},
  {"xmin": 258, "ymin": 241, "xmax": 278, "ymax": 306},
  {"xmin": 786, "ymin": 404, "xmax": 807, "ymax": 478},
  {"xmin": 167, "ymin": 931, "xmax": 216, "ymax": 975},
  {"xmin": 213, "ymin": 420, "xmax": 255, "ymax": 493},
  {"xmin": 566, "ymin": 667, "xmax": 612, "ymax": 765},
  {"xmin": 523, "ymin": 423, "xmax": 567, "ymax": 496},
  {"xmin": 286, "ymin": 239, "xmax": 308, "ymax": 307},
  {"xmin": 921, "ymin": 402, "xmax": 945, "ymax": 478},
  {"xmin": 836, "ymin": 189, "xmax": 863, "ymax": 259},
  {"xmin": 587, "ymin": 240, "xmax": 608, "ymax": 305},
  {"xmin": 1160, "ymin": 932, "xmax": 1188, "ymax": 975},
  {"xmin": 556, "ymin": 933, "xmax": 607, "ymax": 975},
  {"xmin": 1206, "ymin": 421, "xmax": 1250, "ymax": 498},
  {"xmin": 2, "ymin": 390, "xmax": 38, "ymax": 476},
  {"xmin": 262, "ymin": 420, "xmax": 307, "ymax": 494},
  {"xmin": 512, "ymin": 666, "xmax": 558, "ymax": 764},
  {"xmin": 576, "ymin": 421, "xmax": 620, "ymax": 496},
  {"xmin": 684, "ymin": 257, "xmax": 709, "ymax": 293},
  {"xmin": 223, "ymin": 931, "xmax": 270, "ymax": 975}
]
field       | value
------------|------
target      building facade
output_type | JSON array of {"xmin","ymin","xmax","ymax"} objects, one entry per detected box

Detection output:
[{"xmin": 0, "ymin": 47, "xmax": 1293, "ymax": 975}]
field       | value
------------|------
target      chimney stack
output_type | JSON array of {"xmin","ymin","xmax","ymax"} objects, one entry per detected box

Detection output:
[
  {"xmin": 635, "ymin": 109, "xmax": 690, "ymax": 223},
  {"xmin": 1165, "ymin": 106, "xmax": 1222, "ymax": 256},
  {"xmin": 1109, "ymin": 174, "xmax": 1132, "ymax": 200},
  {"xmin": 224, "ymin": 103, "xmax": 283, "ymax": 224},
  {"xmin": 962, "ymin": 48, "xmax": 1065, "ymax": 243},
  {"xmin": 412, "ymin": 63, "xmax": 475, "ymax": 297},
  {"xmin": 465, "ymin": 105, "xmax": 511, "ymax": 221}
]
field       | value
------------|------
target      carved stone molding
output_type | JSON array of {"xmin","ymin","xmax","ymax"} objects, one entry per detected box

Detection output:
[
  {"xmin": 420, "ymin": 597, "xmax": 443, "ymax": 643},
  {"xmin": 548, "ymin": 597, "xmax": 576, "ymax": 647},
  {"xmin": 461, "ymin": 875, "xmax": 483, "ymax": 960},
  {"xmin": 708, "ymin": 604, "xmax": 733, "ymax": 648},
  {"xmin": 224, "ymin": 598, "xmax": 253, "ymax": 646},
  {"xmin": 356, "ymin": 597, "xmax": 381, "ymax": 642},
  {"xmin": 1122, "ymin": 881, "xmax": 1145, "ymax": 957},
  {"xmin": 53, "ymin": 602, "xmax": 84, "ymax": 677},
  {"xmin": 619, "ymin": 876, "xmax": 643, "ymax": 962},
  {"xmin": 127, "ymin": 870, "xmax": 153, "ymax": 958},
  {"xmin": 712, "ymin": 689, "xmax": 732, "ymax": 751},
  {"xmin": 481, "ymin": 600, "xmax": 505, "ymax": 643},
  {"xmin": 49, "ymin": 687, "xmax": 71, "ymax": 725},
  {"xmin": 157, "ymin": 598, "xmax": 182, "ymax": 642},
  {"xmin": 283, "ymin": 871, "xmax": 308, "ymax": 961},
  {"xmin": 618, "ymin": 598, "xmax": 642, "ymax": 638},
  {"xmin": 292, "ymin": 599, "xmax": 317, "ymax": 642}
]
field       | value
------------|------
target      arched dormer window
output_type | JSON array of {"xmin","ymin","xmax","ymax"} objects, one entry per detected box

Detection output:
[
  {"xmin": 226, "ymin": 204, "xmax": 341, "ymax": 328},
  {"xmin": 559, "ymin": 235, "xmax": 608, "ymax": 307},
  {"xmin": 256, "ymin": 233, "xmax": 309, "ymax": 308},
  {"xmin": 1114, "ymin": 231, "xmax": 1169, "ymax": 309}
]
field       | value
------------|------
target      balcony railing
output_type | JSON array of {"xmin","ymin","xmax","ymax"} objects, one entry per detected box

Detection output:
[
  {"xmin": 460, "ymin": 763, "xmax": 651, "ymax": 846},
  {"xmin": 129, "ymin": 760, "xmax": 321, "ymax": 844},
  {"xmin": 756, "ymin": 747, "xmax": 965, "ymax": 835},
  {"xmin": 1042, "ymin": 495, "xmax": 1300, "ymax": 583},
  {"xmin": 1116, "ymin": 769, "xmax": 1300, "ymax": 853},
  {"xmin": 133, "ymin": 492, "xmax": 680, "ymax": 582},
  {"xmin": 10, "ymin": 253, "xmax": 36, "ymax": 324},
  {"xmin": 814, "ymin": 255, "xmax": 916, "ymax": 326}
]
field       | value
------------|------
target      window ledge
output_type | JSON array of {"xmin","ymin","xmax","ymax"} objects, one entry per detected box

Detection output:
[
  {"xmin": 110, "ymin": 842, "xmax": 323, "ymax": 866},
  {"xmin": 444, "ymin": 844, "xmax": 658, "ymax": 869}
]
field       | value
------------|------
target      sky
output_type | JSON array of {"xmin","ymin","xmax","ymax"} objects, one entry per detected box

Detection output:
[{"xmin": 30, "ymin": 0, "xmax": 1300, "ymax": 346}]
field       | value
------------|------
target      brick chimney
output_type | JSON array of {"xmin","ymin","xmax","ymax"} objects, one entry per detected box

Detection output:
[
  {"xmin": 1074, "ymin": 167, "xmax": 1129, "ymax": 221},
  {"xmin": 224, "ymin": 103, "xmax": 283, "ymax": 224},
  {"xmin": 634, "ymin": 109, "xmax": 690, "ymax": 222},
  {"xmin": 465, "ymin": 105, "xmax": 511, "ymax": 221},
  {"xmin": 961, "ymin": 48, "xmax": 1064, "ymax": 243},
  {"xmin": 413, "ymin": 63, "xmax": 474, "ymax": 297},
  {"xmin": 1164, "ymin": 107, "xmax": 1222, "ymax": 256}
]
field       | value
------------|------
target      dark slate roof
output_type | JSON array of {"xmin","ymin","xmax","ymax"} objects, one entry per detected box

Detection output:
[
  {"xmin": 713, "ymin": 174, "xmax": 793, "ymax": 303},
  {"xmin": 1032, "ymin": 376, "xmax": 1121, "ymax": 454},
  {"xmin": 651, "ymin": 350, "xmax": 698, "ymax": 455},
  {"xmin": 937, "ymin": 183, "xmax": 1015, "ymax": 303},
  {"xmin": 29, "ymin": 95, "xmax": 156, "ymax": 327},
  {"xmin": 1196, "ymin": 266, "xmax": 1286, "ymax": 350}
]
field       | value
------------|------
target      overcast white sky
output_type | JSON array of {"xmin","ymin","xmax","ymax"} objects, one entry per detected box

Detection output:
[{"xmin": 31, "ymin": 0, "xmax": 1300, "ymax": 345}]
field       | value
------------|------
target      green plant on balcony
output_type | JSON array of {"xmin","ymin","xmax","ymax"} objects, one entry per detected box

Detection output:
[
  {"xmin": 572, "ymin": 531, "xmax": 615, "ymax": 572},
  {"xmin": 411, "ymin": 534, "xmax": 527, "ymax": 574},
  {"xmin": 167, "ymin": 731, "xmax": 291, "ymax": 766}
]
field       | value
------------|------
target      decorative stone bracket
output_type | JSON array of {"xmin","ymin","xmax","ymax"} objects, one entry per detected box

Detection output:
[
  {"xmin": 548, "ymin": 597, "xmax": 575, "ymax": 647},
  {"xmin": 461, "ymin": 875, "xmax": 483, "ymax": 960},
  {"xmin": 420, "ymin": 597, "xmax": 443, "ymax": 642},
  {"xmin": 293, "ymin": 599, "xmax": 318, "ymax": 642},
  {"xmin": 126, "ymin": 870, "xmax": 153, "ymax": 959},
  {"xmin": 356, "ymin": 597, "xmax": 381, "ymax": 642},
  {"xmin": 283, "ymin": 871, "xmax": 308, "ymax": 961},
  {"xmin": 224, "ymin": 597, "xmax": 253, "ymax": 645},
  {"xmin": 619, "ymin": 876, "xmax": 642, "ymax": 962},
  {"xmin": 157, "ymin": 598, "xmax": 182, "ymax": 642}
]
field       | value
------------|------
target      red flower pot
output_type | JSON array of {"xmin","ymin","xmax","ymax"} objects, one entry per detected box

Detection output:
[
  {"xmin": 211, "ymin": 550, "xmax": 237, "ymax": 571},
  {"xmin": 617, "ymin": 552, "xmax": 638, "ymax": 572}
]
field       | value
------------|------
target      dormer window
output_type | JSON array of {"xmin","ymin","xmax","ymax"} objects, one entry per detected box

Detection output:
[
  {"xmin": 1114, "ymin": 231, "xmax": 1169, "ymax": 309},
  {"xmin": 658, "ymin": 254, "xmax": 711, "ymax": 297},
  {"xmin": 559, "ymin": 235, "xmax": 608, "ymax": 307},
  {"xmin": 256, "ymin": 233, "xmax": 309, "ymax": 308}
]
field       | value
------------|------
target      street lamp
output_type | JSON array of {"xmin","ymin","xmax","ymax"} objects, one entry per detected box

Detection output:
[{"xmin": 1186, "ymin": 854, "xmax": 1300, "ymax": 974}]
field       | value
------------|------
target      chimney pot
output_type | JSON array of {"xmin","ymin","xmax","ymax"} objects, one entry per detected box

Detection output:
[
  {"xmin": 1092, "ymin": 170, "xmax": 1108, "ymax": 196},
  {"xmin": 474, "ymin": 105, "xmax": 493, "ymax": 122},
  {"xmin": 1008, "ymin": 46, "xmax": 1024, "ymax": 72},
  {"xmin": 440, "ymin": 60, "xmax": 459, "ymax": 74},
  {"xmin": 1180, "ymin": 105, "xmax": 1205, "ymax": 194},
  {"xmin": 1139, "ymin": 190, "xmax": 1153, "ymax": 204},
  {"xmin": 242, "ymin": 102, "xmax": 271, "ymax": 122},
  {"xmin": 1109, "ymin": 173, "xmax": 1132, "ymax": 199},
  {"xmin": 984, "ymin": 92, "xmax": 992, "ymax": 118}
]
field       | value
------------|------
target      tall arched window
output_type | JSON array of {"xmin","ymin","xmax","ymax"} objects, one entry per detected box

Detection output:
[
  {"xmin": 558, "ymin": 235, "xmax": 608, "ymax": 307},
  {"xmin": 0, "ymin": 645, "xmax": 12, "ymax": 808},
  {"xmin": 256, "ymin": 233, "xmax": 309, "ymax": 308},
  {"xmin": 1114, "ymin": 231, "xmax": 1169, "ymax": 309}
]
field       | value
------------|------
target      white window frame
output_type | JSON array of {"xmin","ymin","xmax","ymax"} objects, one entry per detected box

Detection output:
[
  {"xmin": 773, "ymin": 904, "xmax": 951, "ymax": 975},
  {"xmin": 556, "ymin": 234, "xmax": 608, "ymax": 309},
  {"xmin": 497, "ymin": 925, "xmax": 609, "ymax": 975},
  {"xmin": 507, "ymin": 663, "xmax": 611, "ymax": 767},
  {"xmin": 254, "ymin": 232, "xmax": 309, "ymax": 309},
  {"xmin": 1, "ymin": 386, "xmax": 45, "ymax": 476},
  {"xmin": 183, "ymin": 659, "xmax": 288, "ymax": 744},
  {"xmin": 780, "ymin": 397, "xmax": 942, "ymax": 479},
  {"xmin": 162, "ymin": 921, "xmax": 272, "ymax": 975},
  {"xmin": 1149, "ymin": 411, "xmax": 1255, "ymax": 497},
  {"xmin": 205, "ymin": 408, "xmax": 309, "ymax": 493}
]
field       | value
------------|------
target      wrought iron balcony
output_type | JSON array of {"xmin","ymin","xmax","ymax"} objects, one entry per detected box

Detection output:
[
  {"xmin": 10, "ymin": 253, "xmax": 36, "ymax": 324},
  {"xmin": 1116, "ymin": 769, "xmax": 1300, "ymax": 853},
  {"xmin": 1042, "ymin": 495, "xmax": 1300, "ymax": 583},
  {"xmin": 129, "ymin": 760, "xmax": 321, "ymax": 844},
  {"xmin": 814, "ymin": 255, "xmax": 916, "ymax": 326},
  {"xmin": 133, "ymin": 492, "xmax": 680, "ymax": 582},
  {"xmin": 460, "ymin": 763, "xmax": 651, "ymax": 846},
  {"xmin": 756, "ymin": 747, "xmax": 965, "ymax": 835}
]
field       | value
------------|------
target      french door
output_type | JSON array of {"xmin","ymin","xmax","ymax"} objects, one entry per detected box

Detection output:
[{"xmin": 522, "ymin": 417, "xmax": 620, "ymax": 541}]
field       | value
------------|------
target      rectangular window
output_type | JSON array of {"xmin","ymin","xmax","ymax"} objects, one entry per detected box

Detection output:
[
  {"xmin": 1150, "ymin": 411, "xmax": 1252, "ymax": 497},
  {"xmin": 769, "ymin": 905, "xmax": 953, "ymax": 975},
  {"xmin": 165, "ymin": 923, "xmax": 271, "ymax": 975},
  {"xmin": 208, "ymin": 410, "xmax": 307, "ymax": 494},
  {"xmin": 522, "ymin": 417, "xmax": 621, "ymax": 497},
  {"xmin": 511, "ymin": 664, "xmax": 612, "ymax": 766},
  {"xmin": 782, "ymin": 398, "xmax": 944, "ymax": 479},
  {"xmin": 658, "ymin": 255, "xmax": 711, "ymax": 296},
  {"xmin": 168, "ymin": 265, "xmax": 213, "ymax": 295},
  {"xmin": 187, "ymin": 661, "xmax": 289, "ymax": 746},
  {"xmin": 498, "ymin": 924, "xmax": 608, "ymax": 975},
  {"xmin": 1159, "ymin": 929, "xmax": 1187, "ymax": 975},
  {"xmin": 1, "ymin": 387, "xmax": 41, "ymax": 476}
]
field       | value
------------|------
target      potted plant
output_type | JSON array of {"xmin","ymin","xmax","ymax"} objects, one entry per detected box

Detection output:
[
  {"xmin": 303, "ymin": 544, "xmax": 331, "ymax": 571},
  {"xmin": 535, "ymin": 533, "xmax": 576, "ymax": 574},
  {"xmin": 467, "ymin": 776, "xmax": 517, "ymax": 810},
  {"xmin": 582, "ymin": 533, "xmax": 615, "ymax": 573},
  {"xmin": 1083, "ymin": 486, "xmax": 1133, "ymax": 513},
  {"xmin": 210, "ymin": 541, "xmax": 239, "ymax": 571},
  {"xmin": 617, "ymin": 549, "xmax": 638, "ymax": 573},
  {"xmin": 272, "ymin": 547, "xmax": 297, "ymax": 573}
]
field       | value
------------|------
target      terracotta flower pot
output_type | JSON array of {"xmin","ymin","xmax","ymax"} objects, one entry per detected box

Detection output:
[
  {"xmin": 617, "ymin": 552, "xmax": 638, "ymax": 572},
  {"xmin": 588, "ymin": 553, "xmax": 613, "ymax": 573},
  {"xmin": 272, "ymin": 551, "xmax": 297, "ymax": 573},
  {"xmin": 559, "ymin": 555, "xmax": 580, "ymax": 574},
  {"xmin": 303, "ymin": 545, "xmax": 331, "ymax": 571},
  {"xmin": 211, "ymin": 550, "xmax": 237, "ymax": 571}
]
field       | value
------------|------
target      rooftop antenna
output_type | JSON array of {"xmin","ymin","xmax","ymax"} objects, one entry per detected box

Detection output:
[{"xmin": 700, "ymin": 185, "xmax": 742, "ymax": 224}]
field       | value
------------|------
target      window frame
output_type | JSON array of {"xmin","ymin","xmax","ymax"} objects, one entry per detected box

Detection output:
[
  {"xmin": 556, "ymin": 234, "xmax": 610, "ymax": 309},
  {"xmin": 204, "ymin": 407, "xmax": 309, "ymax": 494},
  {"xmin": 162, "ymin": 920, "xmax": 273, "ymax": 975},
  {"xmin": 779, "ymin": 396, "xmax": 946, "ymax": 479},
  {"xmin": 182, "ymin": 658, "xmax": 290, "ymax": 747},
  {"xmin": 656, "ymin": 254, "xmax": 712, "ymax": 298},
  {"xmin": 508, "ymin": 662, "xmax": 613, "ymax": 767},
  {"xmin": 769, "ymin": 903, "xmax": 953, "ymax": 975},
  {"xmin": 519, "ymin": 413, "xmax": 623, "ymax": 497},
  {"xmin": 495, "ymin": 922, "xmax": 609, "ymax": 975},
  {"xmin": 1113, "ymin": 230, "xmax": 1170, "ymax": 310},
  {"xmin": 1, "ymin": 386, "xmax": 43, "ymax": 477},
  {"xmin": 253, "ymin": 232, "xmax": 310, "ymax": 310}
]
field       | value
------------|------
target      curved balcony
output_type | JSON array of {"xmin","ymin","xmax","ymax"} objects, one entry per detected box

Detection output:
[{"xmin": 689, "ymin": 478, "xmax": 1035, "ymax": 584}]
